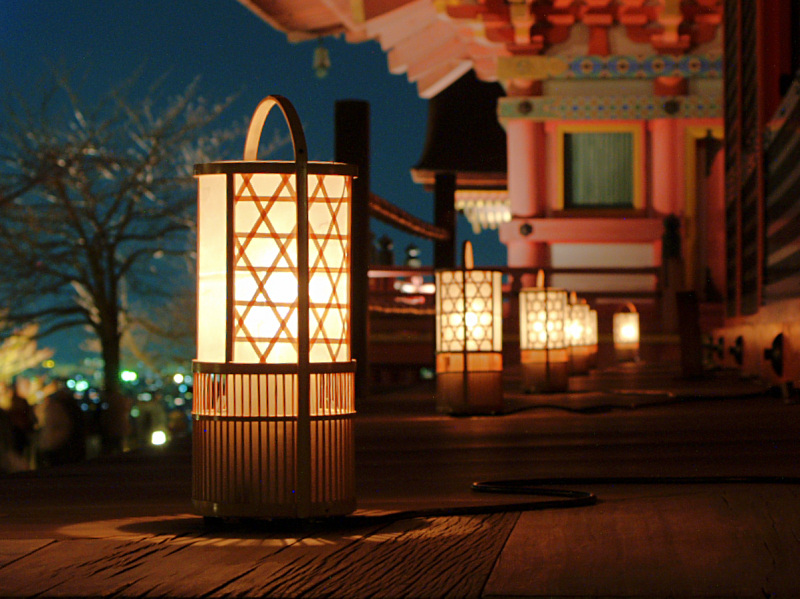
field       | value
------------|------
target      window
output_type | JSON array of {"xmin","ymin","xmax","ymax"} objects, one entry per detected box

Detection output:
[
  {"xmin": 555, "ymin": 123, "xmax": 644, "ymax": 210},
  {"xmin": 564, "ymin": 132, "xmax": 634, "ymax": 208}
]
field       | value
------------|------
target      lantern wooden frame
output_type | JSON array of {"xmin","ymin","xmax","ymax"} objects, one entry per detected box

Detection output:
[
  {"xmin": 192, "ymin": 96, "xmax": 357, "ymax": 519},
  {"xmin": 435, "ymin": 242, "xmax": 503, "ymax": 414},
  {"xmin": 519, "ymin": 275, "xmax": 569, "ymax": 393}
]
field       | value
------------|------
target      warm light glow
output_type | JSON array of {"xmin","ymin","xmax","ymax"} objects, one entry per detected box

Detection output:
[
  {"xmin": 586, "ymin": 310, "xmax": 598, "ymax": 346},
  {"xmin": 613, "ymin": 311, "xmax": 640, "ymax": 345},
  {"xmin": 519, "ymin": 287, "xmax": 568, "ymax": 350},
  {"xmin": 435, "ymin": 269, "xmax": 503, "ymax": 354},
  {"xmin": 620, "ymin": 323, "xmax": 638, "ymax": 342},
  {"xmin": 151, "ymin": 430, "xmax": 167, "ymax": 446},
  {"xmin": 567, "ymin": 299, "xmax": 590, "ymax": 347},
  {"xmin": 196, "ymin": 169, "xmax": 352, "ymax": 365}
]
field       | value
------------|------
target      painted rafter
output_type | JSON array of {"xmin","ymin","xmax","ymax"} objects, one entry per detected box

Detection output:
[{"xmin": 440, "ymin": 0, "xmax": 723, "ymax": 57}]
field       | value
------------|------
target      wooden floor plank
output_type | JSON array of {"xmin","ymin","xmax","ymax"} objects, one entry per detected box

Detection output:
[
  {"xmin": 0, "ymin": 539, "xmax": 55, "ymax": 570},
  {"xmin": 483, "ymin": 485, "xmax": 800, "ymax": 598},
  {"xmin": 218, "ymin": 513, "xmax": 519, "ymax": 598}
]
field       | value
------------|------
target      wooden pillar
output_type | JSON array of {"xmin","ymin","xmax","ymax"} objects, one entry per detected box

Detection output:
[
  {"xmin": 434, "ymin": 172, "xmax": 456, "ymax": 268},
  {"xmin": 335, "ymin": 100, "xmax": 370, "ymax": 398}
]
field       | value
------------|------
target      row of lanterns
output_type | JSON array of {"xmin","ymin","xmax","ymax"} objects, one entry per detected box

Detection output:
[
  {"xmin": 190, "ymin": 95, "xmax": 641, "ymax": 521},
  {"xmin": 434, "ymin": 247, "xmax": 640, "ymax": 414}
]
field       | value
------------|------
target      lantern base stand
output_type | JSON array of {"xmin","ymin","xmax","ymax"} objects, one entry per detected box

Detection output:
[
  {"xmin": 615, "ymin": 343, "xmax": 640, "ymax": 362},
  {"xmin": 435, "ymin": 352, "xmax": 503, "ymax": 414},
  {"xmin": 570, "ymin": 346, "xmax": 591, "ymax": 375},
  {"xmin": 192, "ymin": 361, "xmax": 357, "ymax": 520},
  {"xmin": 193, "ymin": 497, "xmax": 357, "ymax": 521},
  {"xmin": 521, "ymin": 349, "xmax": 569, "ymax": 393},
  {"xmin": 436, "ymin": 371, "xmax": 503, "ymax": 414}
]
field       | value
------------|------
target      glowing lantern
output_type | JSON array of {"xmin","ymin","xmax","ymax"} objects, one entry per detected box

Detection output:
[
  {"xmin": 567, "ymin": 292, "xmax": 591, "ymax": 374},
  {"xmin": 613, "ymin": 303, "xmax": 640, "ymax": 362},
  {"xmin": 519, "ymin": 270, "xmax": 569, "ymax": 392},
  {"xmin": 435, "ymin": 241, "xmax": 503, "ymax": 413},
  {"xmin": 193, "ymin": 96, "xmax": 357, "ymax": 519}
]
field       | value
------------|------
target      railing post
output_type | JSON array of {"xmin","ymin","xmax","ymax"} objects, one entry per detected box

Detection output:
[
  {"xmin": 434, "ymin": 172, "xmax": 456, "ymax": 268},
  {"xmin": 335, "ymin": 100, "xmax": 370, "ymax": 398}
]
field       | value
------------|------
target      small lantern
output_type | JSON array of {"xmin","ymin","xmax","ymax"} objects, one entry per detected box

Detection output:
[
  {"xmin": 613, "ymin": 303, "xmax": 640, "ymax": 362},
  {"xmin": 567, "ymin": 293, "xmax": 591, "ymax": 374},
  {"xmin": 435, "ymin": 241, "xmax": 503, "ymax": 413},
  {"xmin": 193, "ymin": 96, "xmax": 357, "ymax": 519},
  {"xmin": 519, "ymin": 271, "xmax": 569, "ymax": 392}
]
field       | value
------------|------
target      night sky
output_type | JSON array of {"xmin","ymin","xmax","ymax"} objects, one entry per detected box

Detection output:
[{"xmin": 0, "ymin": 0, "xmax": 506, "ymax": 365}]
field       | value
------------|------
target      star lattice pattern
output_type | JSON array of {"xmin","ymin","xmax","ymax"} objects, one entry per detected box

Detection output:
[
  {"xmin": 520, "ymin": 288, "xmax": 567, "ymax": 350},
  {"xmin": 232, "ymin": 172, "xmax": 351, "ymax": 364},
  {"xmin": 436, "ymin": 270, "xmax": 500, "ymax": 353}
]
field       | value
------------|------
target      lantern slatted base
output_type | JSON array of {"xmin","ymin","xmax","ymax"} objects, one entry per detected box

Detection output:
[
  {"xmin": 436, "ymin": 352, "xmax": 503, "ymax": 414},
  {"xmin": 615, "ymin": 343, "xmax": 639, "ymax": 362},
  {"xmin": 521, "ymin": 349, "xmax": 569, "ymax": 393},
  {"xmin": 570, "ymin": 345, "xmax": 592, "ymax": 375},
  {"xmin": 192, "ymin": 362, "xmax": 356, "ymax": 519}
]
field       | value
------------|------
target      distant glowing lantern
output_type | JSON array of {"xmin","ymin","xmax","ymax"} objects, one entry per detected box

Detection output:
[
  {"xmin": 567, "ymin": 293, "xmax": 591, "ymax": 374},
  {"xmin": 435, "ymin": 241, "xmax": 503, "ymax": 413},
  {"xmin": 192, "ymin": 95, "xmax": 357, "ymax": 519},
  {"xmin": 613, "ymin": 303, "xmax": 640, "ymax": 362},
  {"xmin": 519, "ymin": 270, "xmax": 569, "ymax": 392}
]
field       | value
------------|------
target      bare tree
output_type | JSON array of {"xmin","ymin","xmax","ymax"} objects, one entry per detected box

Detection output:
[
  {"xmin": 0, "ymin": 322, "xmax": 54, "ymax": 386},
  {"xmin": 0, "ymin": 70, "xmax": 238, "ymax": 451}
]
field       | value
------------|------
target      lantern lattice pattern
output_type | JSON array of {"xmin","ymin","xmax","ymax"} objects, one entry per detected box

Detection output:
[
  {"xmin": 435, "ymin": 269, "xmax": 502, "ymax": 353},
  {"xmin": 232, "ymin": 172, "xmax": 350, "ymax": 364},
  {"xmin": 519, "ymin": 288, "xmax": 568, "ymax": 350},
  {"xmin": 567, "ymin": 303, "xmax": 591, "ymax": 347}
]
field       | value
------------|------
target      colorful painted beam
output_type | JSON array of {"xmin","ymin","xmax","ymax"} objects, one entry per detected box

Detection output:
[
  {"xmin": 497, "ymin": 54, "xmax": 722, "ymax": 81},
  {"xmin": 499, "ymin": 94, "xmax": 722, "ymax": 121}
]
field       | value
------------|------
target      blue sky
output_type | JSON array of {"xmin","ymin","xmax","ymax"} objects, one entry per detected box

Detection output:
[
  {"xmin": 1, "ymin": 0, "xmax": 504, "ymax": 264},
  {"xmin": 1, "ymin": 0, "xmax": 506, "ymax": 365}
]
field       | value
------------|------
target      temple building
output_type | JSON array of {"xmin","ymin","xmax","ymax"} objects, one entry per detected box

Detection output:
[{"xmin": 238, "ymin": 1, "xmax": 800, "ymax": 386}]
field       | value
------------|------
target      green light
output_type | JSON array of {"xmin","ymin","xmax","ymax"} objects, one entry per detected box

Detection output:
[{"xmin": 120, "ymin": 370, "xmax": 138, "ymax": 383}]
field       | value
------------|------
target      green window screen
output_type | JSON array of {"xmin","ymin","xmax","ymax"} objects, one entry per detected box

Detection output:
[{"xmin": 564, "ymin": 132, "xmax": 634, "ymax": 208}]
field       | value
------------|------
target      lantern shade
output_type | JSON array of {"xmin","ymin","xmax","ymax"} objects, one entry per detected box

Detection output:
[
  {"xmin": 196, "ymin": 163, "xmax": 354, "ymax": 365},
  {"xmin": 613, "ymin": 310, "xmax": 640, "ymax": 361},
  {"xmin": 192, "ymin": 96, "xmax": 357, "ymax": 520},
  {"xmin": 435, "ymin": 243, "xmax": 503, "ymax": 413},
  {"xmin": 519, "ymin": 286, "xmax": 570, "ymax": 392},
  {"xmin": 567, "ymin": 299, "xmax": 592, "ymax": 374},
  {"xmin": 435, "ymin": 269, "xmax": 503, "ymax": 354},
  {"xmin": 519, "ymin": 288, "xmax": 568, "ymax": 351}
]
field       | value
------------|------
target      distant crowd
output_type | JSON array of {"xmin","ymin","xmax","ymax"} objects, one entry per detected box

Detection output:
[{"xmin": 0, "ymin": 376, "xmax": 189, "ymax": 474}]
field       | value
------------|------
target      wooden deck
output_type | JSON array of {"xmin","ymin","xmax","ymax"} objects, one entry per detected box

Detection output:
[{"xmin": 2, "ymin": 363, "xmax": 800, "ymax": 597}]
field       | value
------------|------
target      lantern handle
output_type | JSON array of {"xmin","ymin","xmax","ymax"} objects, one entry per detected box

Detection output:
[
  {"xmin": 462, "ymin": 240, "xmax": 474, "ymax": 270},
  {"xmin": 243, "ymin": 95, "xmax": 308, "ymax": 167}
]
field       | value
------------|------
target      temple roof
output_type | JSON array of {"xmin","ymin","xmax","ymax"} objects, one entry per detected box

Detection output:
[
  {"xmin": 411, "ymin": 69, "xmax": 507, "ymax": 188},
  {"xmin": 238, "ymin": 1, "xmax": 724, "ymax": 98}
]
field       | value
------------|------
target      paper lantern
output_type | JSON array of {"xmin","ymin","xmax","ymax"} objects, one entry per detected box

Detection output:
[
  {"xmin": 519, "ymin": 270, "xmax": 569, "ymax": 392},
  {"xmin": 435, "ymin": 241, "xmax": 503, "ymax": 413},
  {"xmin": 192, "ymin": 95, "xmax": 357, "ymax": 519},
  {"xmin": 567, "ymin": 293, "xmax": 591, "ymax": 374},
  {"xmin": 613, "ymin": 303, "xmax": 640, "ymax": 362}
]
